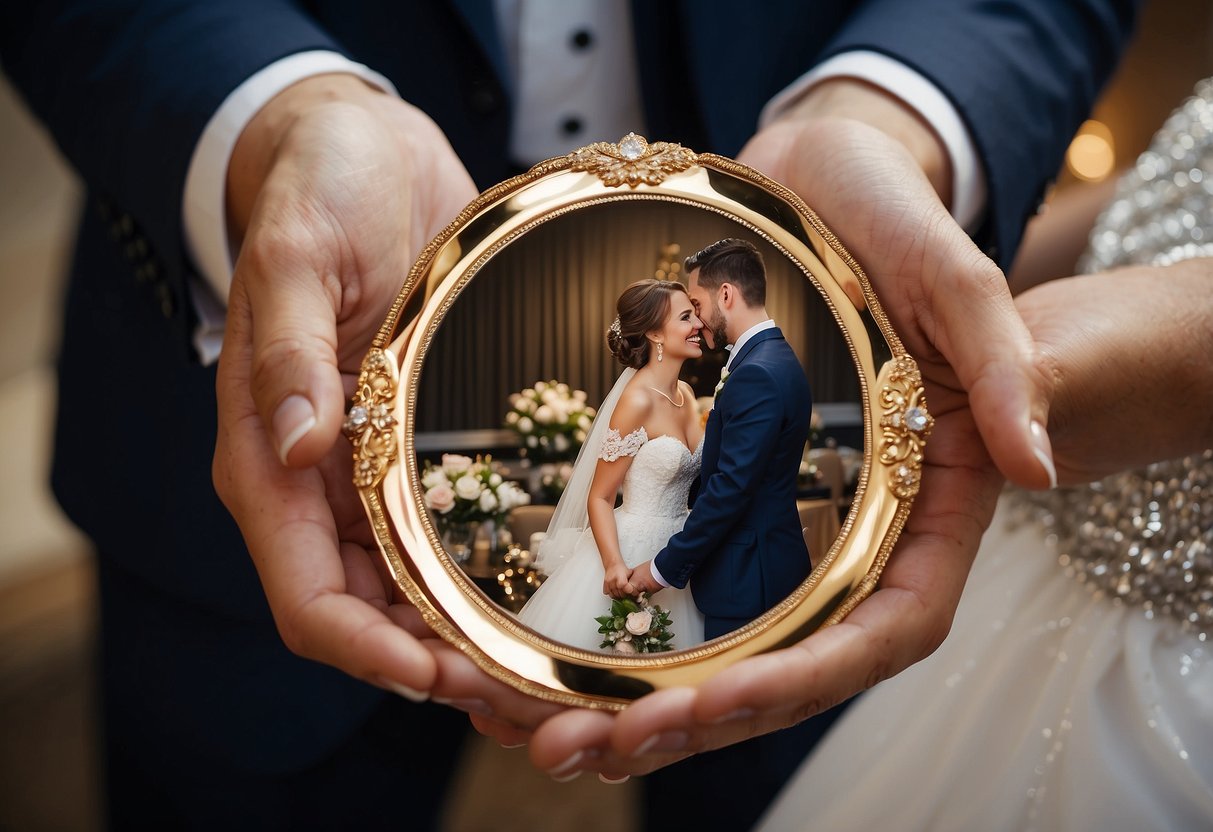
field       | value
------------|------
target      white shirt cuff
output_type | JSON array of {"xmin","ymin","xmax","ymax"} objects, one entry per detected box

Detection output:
[
  {"xmin": 760, "ymin": 50, "xmax": 986, "ymax": 233},
  {"xmin": 649, "ymin": 560, "xmax": 672, "ymax": 589},
  {"xmin": 182, "ymin": 50, "xmax": 398, "ymax": 342}
]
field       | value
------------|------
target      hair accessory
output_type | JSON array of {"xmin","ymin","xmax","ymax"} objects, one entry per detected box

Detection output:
[{"xmin": 609, "ymin": 317, "xmax": 622, "ymax": 336}]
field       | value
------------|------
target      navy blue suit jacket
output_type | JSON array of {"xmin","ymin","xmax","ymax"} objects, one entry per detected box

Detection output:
[
  {"xmin": 655, "ymin": 328, "xmax": 811, "ymax": 624},
  {"xmin": 0, "ymin": 0, "xmax": 1140, "ymax": 773}
]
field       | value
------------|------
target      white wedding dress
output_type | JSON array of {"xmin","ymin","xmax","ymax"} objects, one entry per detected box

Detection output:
[
  {"xmin": 517, "ymin": 426, "xmax": 707, "ymax": 652},
  {"xmin": 758, "ymin": 81, "xmax": 1213, "ymax": 832}
]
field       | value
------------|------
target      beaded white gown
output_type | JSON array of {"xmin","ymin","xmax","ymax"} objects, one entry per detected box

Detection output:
[
  {"xmin": 757, "ymin": 81, "xmax": 1213, "ymax": 832},
  {"xmin": 517, "ymin": 427, "xmax": 707, "ymax": 652}
]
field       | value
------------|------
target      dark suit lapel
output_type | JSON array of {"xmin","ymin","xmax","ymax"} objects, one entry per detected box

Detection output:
[
  {"xmin": 727, "ymin": 326, "xmax": 782, "ymax": 371},
  {"xmin": 450, "ymin": 0, "xmax": 510, "ymax": 94}
]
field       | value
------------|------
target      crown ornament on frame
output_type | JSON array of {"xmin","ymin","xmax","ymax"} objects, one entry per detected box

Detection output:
[{"xmin": 569, "ymin": 132, "xmax": 697, "ymax": 187}]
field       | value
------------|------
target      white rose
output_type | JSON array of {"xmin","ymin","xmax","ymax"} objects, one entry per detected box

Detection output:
[
  {"xmin": 425, "ymin": 484, "xmax": 455, "ymax": 514},
  {"xmin": 534, "ymin": 381, "xmax": 548, "ymax": 393},
  {"xmin": 557, "ymin": 382, "xmax": 570, "ymax": 395},
  {"xmin": 534, "ymin": 404, "xmax": 554, "ymax": 424},
  {"xmin": 517, "ymin": 416, "xmax": 534, "ymax": 434},
  {"xmin": 614, "ymin": 639, "xmax": 637, "ymax": 654},
  {"xmin": 508, "ymin": 393, "xmax": 521, "ymax": 408},
  {"xmin": 574, "ymin": 430, "xmax": 586, "ymax": 443},
  {"xmin": 541, "ymin": 388, "xmax": 557, "ymax": 405},
  {"xmin": 516, "ymin": 398, "xmax": 533, "ymax": 414},
  {"xmin": 554, "ymin": 434, "xmax": 570, "ymax": 452},
  {"xmin": 489, "ymin": 473, "xmax": 503, "ymax": 487},
  {"xmin": 573, "ymin": 389, "xmax": 587, "ymax": 402},
  {"xmin": 505, "ymin": 411, "xmax": 519, "ymax": 425},
  {"xmin": 454, "ymin": 475, "xmax": 482, "ymax": 501},
  {"xmin": 526, "ymin": 435, "xmax": 538, "ymax": 448},
  {"xmin": 478, "ymin": 491, "xmax": 498, "ymax": 513},
  {"xmin": 497, "ymin": 487, "xmax": 515, "ymax": 512},
  {"xmin": 421, "ymin": 468, "xmax": 448, "ymax": 490},
  {"xmin": 578, "ymin": 415, "xmax": 592, "ymax": 431},
  {"xmin": 585, "ymin": 406, "xmax": 596, "ymax": 418},
  {"xmin": 442, "ymin": 454, "xmax": 473, "ymax": 476},
  {"xmin": 625, "ymin": 610, "xmax": 654, "ymax": 635},
  {"xmin": 510, "ymin": 484, "xmax": 531, "ymax": 506}
]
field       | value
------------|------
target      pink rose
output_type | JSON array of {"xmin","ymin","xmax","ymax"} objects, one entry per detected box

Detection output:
[
  {"xmin": 625, "ymin": 610, "xmax": 653, "ymax": 636},
  {"xmin": 614, "ymin": 638, "xmax": 637, "ymax": 654},
  {"xmin": 425, "ymin": 483, "xmax": 456, "ymax": 513}
]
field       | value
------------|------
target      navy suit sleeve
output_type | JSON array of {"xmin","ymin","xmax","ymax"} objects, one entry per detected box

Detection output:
[
  {"xmin": 821, "ymin": 0, "xmax": 1142, "ymax": 267},
  {"xmin": 0, "ymin": 0, "xmax": 346, "ymax": 340},
  {"xmin": 654, "ymin": 363, "xmax": 786, "ymax": 588}
]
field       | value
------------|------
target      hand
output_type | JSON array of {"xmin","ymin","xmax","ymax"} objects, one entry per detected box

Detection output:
[
  {"xmin": 1014, "ymin": 260, "xmax": 1213, "ymax": 481},
  {"xmin": 213, "ymin": 74, "xmax": 479, "ymax": 695},
  {"xmin": 627, "ymin": 560, "xmax": 663, "ymax": 595},
  {"xmin": 603, "ymin": 562, "xmax": 636, "ymax": 599},
  {"xmin": 521, "ymin": 81, "xmax": 1057, "ymax": 778}
]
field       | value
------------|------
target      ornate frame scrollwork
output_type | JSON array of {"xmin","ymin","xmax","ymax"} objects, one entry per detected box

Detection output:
[
  {"xmin": 878, "ymin": 356, "xmax": 934, "ymax": 499},
  {"xmin": 348, "ymin": 134, "xmax": 931, "ymax": 709},
  {"xmin": 343, "ymin": 348, "xmax": 399, "ymax": 489}
]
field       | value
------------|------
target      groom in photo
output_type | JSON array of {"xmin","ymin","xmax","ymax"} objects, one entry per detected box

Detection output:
[
  {"xmin": 628, "ymin": 237, "xmax": 829, "ymax": 830},
  {"xmin": 629, "ymin": 237, "xmax": 812, "ymax": 639}
]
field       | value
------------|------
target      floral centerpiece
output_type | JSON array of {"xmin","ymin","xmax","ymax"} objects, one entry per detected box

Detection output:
[
  {"xmin": 595, "ymin": 593, "xmax": 675, "ymax": 653},
  {"xmin": 504, "ymin": 380, "xmax": 596, "ymax": 462},
  {"xmin": 421, "ymin": 454, "xmax": 531, "ymax": 560}
]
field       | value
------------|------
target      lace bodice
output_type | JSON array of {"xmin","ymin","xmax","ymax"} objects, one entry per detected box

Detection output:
[{"xmin": 600, "ymin": 427, "xmax": 702, "ymax": 519}]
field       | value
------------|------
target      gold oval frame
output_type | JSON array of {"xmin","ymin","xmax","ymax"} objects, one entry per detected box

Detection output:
[{"xmin": 345, "ymin": 134, "xmax": 932, "ymax": 709}]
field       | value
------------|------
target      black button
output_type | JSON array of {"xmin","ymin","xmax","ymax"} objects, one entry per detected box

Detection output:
[
  {"xmin": 571, "ymin": 29, "xmax": 593, "ymax": 50},
  {"xmin": 562, "ymin": 117, "xmax": 583, "ymax": 135}
]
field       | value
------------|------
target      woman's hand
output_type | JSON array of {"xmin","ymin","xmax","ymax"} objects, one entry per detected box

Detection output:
[{"xmin": 603, "ymin": 561, "xmax": 637, "ymax": 599}]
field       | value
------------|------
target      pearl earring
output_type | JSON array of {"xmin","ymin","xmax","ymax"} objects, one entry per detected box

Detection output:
[{"xmin": 657, "ymin": 342, "xmax": 664, "ymax": 362}]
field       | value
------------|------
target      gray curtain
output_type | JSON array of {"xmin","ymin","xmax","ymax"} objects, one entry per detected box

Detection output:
[{"xmin": 417, "ymin": 201, "xmax": 860, "ymax": 431}]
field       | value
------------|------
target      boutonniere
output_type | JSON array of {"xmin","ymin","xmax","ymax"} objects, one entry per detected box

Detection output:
[{"xmin": 713, "ymin": 368, "xmax": 730, "ymax": 398}]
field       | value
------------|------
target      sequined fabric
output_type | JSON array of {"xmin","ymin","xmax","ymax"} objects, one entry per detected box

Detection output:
[{"xmin": 1012, "ymin": 79, "xmax": 1213, "ymax": 640}]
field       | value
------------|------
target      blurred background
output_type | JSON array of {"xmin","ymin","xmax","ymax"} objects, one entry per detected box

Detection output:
[{"xmin": 1, "ymin": 1, "xmax": 1209, "ymax": 828}]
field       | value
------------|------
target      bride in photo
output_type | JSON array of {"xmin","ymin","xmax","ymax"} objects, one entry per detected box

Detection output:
[{"xmin": 517, "ymin": 279, "xmax": 708, "ymax": 652}]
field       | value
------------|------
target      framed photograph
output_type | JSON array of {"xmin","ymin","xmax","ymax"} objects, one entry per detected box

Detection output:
[{"xmin": 343, "ymin": 135, "xmax": 932, "ymax": 708}]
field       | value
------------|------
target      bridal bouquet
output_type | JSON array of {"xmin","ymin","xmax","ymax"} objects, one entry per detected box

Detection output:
[
  {"xmin": 505, "ymin": 380, "xmax": 596, "ymax": 462},
  {"xmin": 596, "ymin": 593, "xmax": 675, "ymax": 654},
  {"xmin": 421, "ymin": 454, "xmax": 531, "ymax": 525}
]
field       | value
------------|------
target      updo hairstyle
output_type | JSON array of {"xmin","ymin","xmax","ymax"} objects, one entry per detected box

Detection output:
[{"xmin": 606, "ymin": 279, "xmax": 688, "ymax": 369}]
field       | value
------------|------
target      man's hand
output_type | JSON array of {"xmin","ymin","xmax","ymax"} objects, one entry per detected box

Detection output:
[
  {"xmin": 521, "ymin": 81, "xmax": 1058, "ymax": 778},
  {"xmin": 212, "ymin": 74, "xmax": 479, "ymax": 695},
  {"xmin": 627, "ymin": 560, "xmax": 663, "ymax": 595}
]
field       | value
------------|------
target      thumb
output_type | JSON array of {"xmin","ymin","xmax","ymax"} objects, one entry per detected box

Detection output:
[
  {"xmin": 236, "ymin": 237, "xmax": 348, "ymax": 467},
  {"xmin": 927, "ymin": 243, "xmax": 1058, "ymax": 490}
]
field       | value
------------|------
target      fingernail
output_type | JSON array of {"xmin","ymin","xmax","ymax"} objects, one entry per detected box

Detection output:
[
  {"xmin": 376, "ymin": 676, "xmax": 428, "ymax": 703},
  {"xmin": 599, "ymin": 773, "xmax": 631, "ymax": 785},
  {"xmin": 631, "ymin": 730, "xmax": 688, "ymax": 758},
  {"xmin": 273, "ymin": 394, "xmax": 316, "ymax": 464},
  {"xmin": 432, "ymin": 697, "xmax": 494, "ymax": 717},
  {"xmin": 712, "ymin": 707, "xmax": 755, "ymax": 725},
  {"xmin": 546, "ymin": 750, "xmax": 584, "ymax": 779},
  {"xmin": 551, "ymin": 769, "xmax": 583, "ymax": 783},
  {"xmin": 1029, "ymin": 420, "xmax": 1058, "ymax": 489},
  {"xmin": 501, "ymin": 741, "xmax": 527, "ymax": 750}
]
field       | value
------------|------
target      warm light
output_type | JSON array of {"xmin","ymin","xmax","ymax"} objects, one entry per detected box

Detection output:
[{"xmin": 1066, "ymin": 120, "xmax": 1115, "ymax": 182}]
